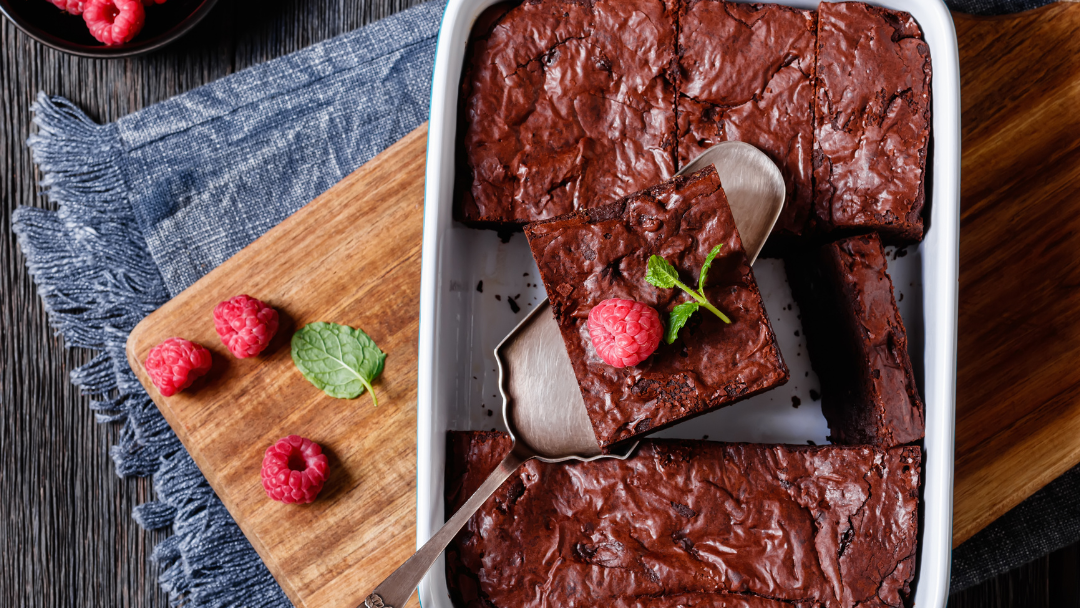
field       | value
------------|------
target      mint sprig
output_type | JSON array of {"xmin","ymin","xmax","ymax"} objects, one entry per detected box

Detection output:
[
  {"xmin": 645, "ymin": 244, "xmax": 732, "ymax": 344},
  {"xmin": 291, "ymin": 322, "xmax": 386, "ymax": 406}
]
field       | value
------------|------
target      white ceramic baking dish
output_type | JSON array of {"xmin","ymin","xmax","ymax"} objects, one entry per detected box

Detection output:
[{"xmin": 417, "ymin": 0, "xmax": 959, "ymax": 604}]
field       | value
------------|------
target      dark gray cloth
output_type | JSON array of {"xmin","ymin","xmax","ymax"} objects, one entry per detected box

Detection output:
[
  {"xmin": 6, "ymin": 0, "xmax": 1069, "ymax": 605},
  {"xmin": 950, "ymin": 0, "xmax": 1053, "ymax": 14},
  {"xmin": 951, "ymin": 463, "xmax": 1080, "ymax": 591}
]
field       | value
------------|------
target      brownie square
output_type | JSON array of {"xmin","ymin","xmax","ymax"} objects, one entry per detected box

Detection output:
[
  {"xmin": 678, "ymin": 0, "xmax": 816, "ymax": 244},
  {"xmin": 812, "ymin": 1, "xmax": 932, "ymax": 242},
  {"xmin": 524, "ymin": 167, "xmax": 788, "ymax": 449},
  {"xmin": 456, "ymin": 0, "xmax": 679, "ymax": 228},
  {"xmin": 445, "ymin": 431, "xmax": 921, "ymax": 608},
  {"xmin": 787, "ymin": 233, "xmax": 924, "ymax": 447}
]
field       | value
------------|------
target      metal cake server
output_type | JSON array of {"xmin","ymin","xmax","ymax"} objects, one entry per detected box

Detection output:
[{"xmin": 361, "ymin": 141, "xmax": 785, "ymax": 608}]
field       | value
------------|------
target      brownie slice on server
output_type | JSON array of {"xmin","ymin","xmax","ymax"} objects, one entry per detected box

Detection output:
[
  {"xmin": 787, "ymin": 233, "xmax": 924, "ymax": 447},
  {"xmin": 524, "ymin": 167, "xmax": 787, "ymax": 449},
  {"xmin": 445, "ymin": 431, "xmax": 921, "ymax": 608},
  {"xmin": 812, "ymin": 1, "xmax": 933, "ymax": 242},
  {"xmin": 678, "ymin": 0, "xmax": 816, "ymax": 245},
  {"xmin": 455, "ymin": 0, "xmax": 679, "ymax": 228}
]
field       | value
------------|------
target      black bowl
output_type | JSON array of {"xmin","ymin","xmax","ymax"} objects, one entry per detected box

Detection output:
[{"xmin": 0, "ymin": 0, "xmax": 219, "ymax": 58}]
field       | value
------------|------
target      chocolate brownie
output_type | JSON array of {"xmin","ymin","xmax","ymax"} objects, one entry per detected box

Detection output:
[
  {"xmin": 524, "ymin": 167, "xmax": 788, "ymax": 448},
  {"xmin": 445, "ymin": 431, "xmax": 921, "ymax": 608},
  {"xmin": 678, "ymin": 0, "xmax": 816, "ymax": 244},
  {"xmin": 786, "ymin": 233, "xmax": 924, "ymax": 447},
  {"xmin": 456, "ymin": 0, "xmax": 679, "ymax": 227},
  {"xmin": 812, "ymin": 1, "xmax": 932, "ymax": 242}
]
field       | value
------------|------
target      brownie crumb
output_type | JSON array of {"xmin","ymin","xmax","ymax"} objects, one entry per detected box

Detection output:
[
  {"xmin": 794, "ymin": 330, "xmax": 800, "ymax": 337},
  {"xmin": 495, "ymin": 295, "xmax": 502, "ymax": 301},
  {"xmin": 497, "ymin": 229, "xmax": 514, "ymax": 244},
  {"xmin": 810, "ymin": 389, "xmax": 821, "ymax": 401},
  {"xmin": 508, "ymin": 296, "xmax": 521, "ymax": 314},
  {"xmin": 792, "ymin": 396, "xmax": 802, "ymax": 408},
  {"xmin": 487, "ymin": 409, "xmax": 494, "ymax": 417},
  {"xmin": 476, "ymin": 280, "xmax": 484, "ymax": 293},
  {"xmin": 807, "ymin": 439, "xmax": 817, "ymax": 446}
]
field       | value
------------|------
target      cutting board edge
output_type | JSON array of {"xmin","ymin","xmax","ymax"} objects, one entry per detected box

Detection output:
[{"xmin": 123, "ymin": 334, "xmax": 307, "ymax": 608}]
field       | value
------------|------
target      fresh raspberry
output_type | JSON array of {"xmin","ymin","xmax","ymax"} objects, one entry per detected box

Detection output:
[
  {"xmin": 587, "ymin": 298, "xmax": 663, "ymax": 368},
  {"xmin": 83, "ymin": 0, "xmax": 144, "ymax": 46},
  {"xmin": 47, "ymin": 0, "xmax": 85, "ymax": 15},
  {"xmin": 213, "ymin": 295, "xmax": 279, "ymax": 358},
  {"xmin": 261, "ymin": 435, "xmax": 329, "ymax": 504},
  {"xmin": 144, "ymin": 337, "xmax": 213, "ymax": 397}
]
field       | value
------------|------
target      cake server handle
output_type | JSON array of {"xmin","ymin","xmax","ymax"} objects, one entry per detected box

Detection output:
[{"xmin": 362, "ymin": 447, "xmax": 529, "ymax": 608}]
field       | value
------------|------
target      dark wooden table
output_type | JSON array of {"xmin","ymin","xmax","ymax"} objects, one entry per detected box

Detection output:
[{"xmin": 0, "ymin": 0, "xmax": 1076, "ymax": 606}]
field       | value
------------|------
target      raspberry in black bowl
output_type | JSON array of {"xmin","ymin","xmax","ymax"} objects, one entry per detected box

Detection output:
[{"xmin": 0, "ymin": 0, "xmax": 218, "ymax": 58}]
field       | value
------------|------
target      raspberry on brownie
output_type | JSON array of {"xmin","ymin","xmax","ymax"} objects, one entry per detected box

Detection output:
[
  {"xmin": 812, "ymin": 1, "xmax": 932, "ymax": 242},
  {"xmin": 455, "ymin": 0, "xmax": 679, "ymax": 227},
  {"xmin": 525, "ymin": 166, "xmax": 788, "ymax": 449},
  {"xmin": 588, "ymin": 298, "xmax": 663, "ymax": 368},
  {"xmin": 678, "ymin": 0, "xmax": 816, "ymax": 247}
]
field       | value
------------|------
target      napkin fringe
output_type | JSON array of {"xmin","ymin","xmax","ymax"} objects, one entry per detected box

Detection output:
[{"xmin": 13, "ymin": 93, "xmax": 289, "ymax": 608}]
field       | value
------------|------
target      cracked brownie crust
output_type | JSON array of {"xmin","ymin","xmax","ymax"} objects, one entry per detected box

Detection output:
[
  {"xmin": 678, "ymin": 1, "xmax": 816, "ymax": 244},
  {"xmin": 812, "ymin": 2, "xmax": 932, "ymax": 242},
  {"xmin": 524, "ymin": 167, "xmax": 788, "ymax": 448},
  {"xmin": 786, "ymin": 234, "xmax": 924, "ymax": 447},
  {"xmin": 456, "ymin": 0, "xmax": 679, "ymax": 227},
  {"xmin": 445, "ymin": 431, "xmax": 921, "ymax": 608}
]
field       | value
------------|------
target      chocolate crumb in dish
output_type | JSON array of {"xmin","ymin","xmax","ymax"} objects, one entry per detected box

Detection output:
[
  {"xmin": 812, "ymin": 1, "xmax": 932, "ymax": 243},
  {"xmin": 456, "ymin": 0, "xmax": 678, "ymax": 228},
  {"xmin": 525, "ymin": 166, "xmax": 788, "ymax": 449},
  {"xmin": 445, "ymin": 431, "xmax": 920, "ymax": 608},
  {"xmin": 678, "ymin": 0, "xmax": 816, "ymax": 247},
  {"xmin": 786, "ymin": 232, "xmax": 924, "ymax": 447}
]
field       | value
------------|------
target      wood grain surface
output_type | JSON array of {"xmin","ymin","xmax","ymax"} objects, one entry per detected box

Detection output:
[
  {"xmin": 952, "ymin": 4, "xmax": 1080, "ymax": 547},
  {"xmin": 125, "ymin": 127, "xmax": 426, "ymax": 608},
  {"xmin": 0, "ymin": 2, "xmax": 425, "ymax": 608}
]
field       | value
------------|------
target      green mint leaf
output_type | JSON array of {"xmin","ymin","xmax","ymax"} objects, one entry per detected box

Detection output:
[
  {"xmin": 665, "ymin": 302, "xmax": 700, "ymax": 344},
  {"xmin": 698, "ymin": 243, "xmax": 724, "ymax": 295},
  {"xmin": 645, "ymin": 254, "xmax": 679, "ymax": 289},
  {"xmin": 291, "ymin": 322, "xmax": 387, "ymax": 406}
]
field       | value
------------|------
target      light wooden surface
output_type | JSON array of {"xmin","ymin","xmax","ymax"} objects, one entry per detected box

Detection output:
[
  {"xmin": 952, "ymin": 4, "xmax": 1080, "ymax": 547},
  {"xmin": 126, "ymin": 126, "xmax": 426, "ymax": 608}
]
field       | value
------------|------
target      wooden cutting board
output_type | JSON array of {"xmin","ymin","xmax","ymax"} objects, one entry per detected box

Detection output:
[
  {"xmin": 124, "ymin": 5, "xmax": 1080, "ymax": 606},
  {"xmin": 126, "ymin": 127, "xmax": 426, "ymax": 608},
  {"xmin": 952, "ymin": 3, "xmax": 1080, "ymax": 546}
]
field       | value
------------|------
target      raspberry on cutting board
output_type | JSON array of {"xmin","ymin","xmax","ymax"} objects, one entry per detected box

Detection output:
[
  {"xmin": 83, "ymin": 0, "xmax": 144, "ymax": 45},
  {"xmin": 213, "ymin": 294, "xmax": 279, "ymax": 358},
  {"xmin": 144, "ymin": 337, "xmax": 212, "ymax": 397},
  {"xmin": 261, "ymin": 435, "xmax": 329, "ymax": 504},
  {"xmin": 587, "ymin": 298, "xmax": 663, "ymax": 368}
]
